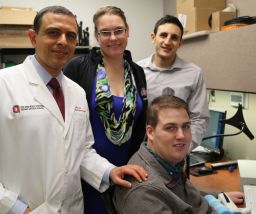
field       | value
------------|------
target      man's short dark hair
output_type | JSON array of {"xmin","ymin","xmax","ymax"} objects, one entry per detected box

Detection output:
[
  {"xmin": 153, "ymin": 15, "xmax": 184, "ymax": 37},
  {"xmin": 147, "ymin": 95, "xmax": 189, "ymax": 128},
  {"xmin": 33, "ymin": 5, "xmax": 77, "ymax": 33}
]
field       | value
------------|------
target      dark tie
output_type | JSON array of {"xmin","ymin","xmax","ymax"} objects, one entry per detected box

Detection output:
[{"xmin": 48, "ymin": 78, "xmax": 65, "ymax": 120}]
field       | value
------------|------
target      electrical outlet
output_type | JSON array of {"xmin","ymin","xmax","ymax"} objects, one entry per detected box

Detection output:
[{"xmin": 230, "ymin": 92, "xmax": 248, "ymax": 108}]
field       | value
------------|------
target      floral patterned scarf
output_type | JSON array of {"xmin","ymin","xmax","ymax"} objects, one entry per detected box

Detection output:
[{"xmin": 95, "ymin": 60, "xmax": 137, "ymax": 146}]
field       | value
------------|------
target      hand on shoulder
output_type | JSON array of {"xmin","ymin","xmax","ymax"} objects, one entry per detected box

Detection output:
[{"xmin": 110, "ymin": 164, "xmax": 148, "ymax": 188}]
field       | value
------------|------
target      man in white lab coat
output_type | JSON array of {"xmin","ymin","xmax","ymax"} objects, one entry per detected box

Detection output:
[{"xmin": 0, "ymin": 6, "xmax": 147, "ymax": 214}]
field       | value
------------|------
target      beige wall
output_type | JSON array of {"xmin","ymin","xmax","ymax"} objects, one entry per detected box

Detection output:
[
  {"xmin": 227, "ymin": 0, "xmax": 256, "ymax": 16},
  {"xmin": 207, "ymin": 90, "xmax": 256, "ymax": 160},
  {"xmin": 163, "ymin": 0, "xmax": 176, "ymax": 16}
]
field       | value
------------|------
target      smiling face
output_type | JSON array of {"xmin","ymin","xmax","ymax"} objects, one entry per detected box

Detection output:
[
  {"xmin": 95, "ymin": 14, "xmax": 129, "ymax": 59},
  {"xmin": 28, "ymin": 12, "xmax": 78, "ymax": 76},
  {"xmin": 147, "ymin": 107, "xmax": 191, "ymax": 166},
  {"xmin": 151, "ymin": 23, "xmax": 182, "ymax": 67}
]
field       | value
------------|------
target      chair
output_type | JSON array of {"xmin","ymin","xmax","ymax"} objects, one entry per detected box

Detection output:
[{"xmin": 101, "ymin": 185, "xmax": 117, "ymax": 214}]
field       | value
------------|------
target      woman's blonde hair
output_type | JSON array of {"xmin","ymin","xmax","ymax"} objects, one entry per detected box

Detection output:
[{"xmin": 93, "ymin": 5, "xmax": 128, "ymax": 35}]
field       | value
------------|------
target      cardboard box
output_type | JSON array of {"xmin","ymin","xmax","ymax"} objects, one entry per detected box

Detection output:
[
  {"xmin": 0, "ymin": 6, "xmax": 36, "ymax": 25},
  {"xmin": 0, "ymin": 7, "xmax": 36, "ymax": 47},
  {"xmin": 176, "ymin": 0, "xmax": 226, "ymax": 13},
  {"xmin": 211, "ymin": 11, "xmax": 237, "ymax": 31},
  {"xmin": 0, "ymin": 25, "xmax": 33, "ymax": 48},
  {"xmin": 178, "ymin": 8, "xmax": 219, "ymax": 34}
]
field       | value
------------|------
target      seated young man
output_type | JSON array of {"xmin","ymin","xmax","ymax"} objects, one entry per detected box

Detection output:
[{"xmin": 113, "ymin": 96, "xmax": 244, "ymax": 213}]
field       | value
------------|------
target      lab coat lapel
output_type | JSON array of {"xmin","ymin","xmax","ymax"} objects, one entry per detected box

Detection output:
[
  {"xmin": 22, "ymin": 58, "xmax": 65, "ymax": 126},
  {"xmin": 62, "ymin": 79, "xmax": 76, "ymax": 137}
]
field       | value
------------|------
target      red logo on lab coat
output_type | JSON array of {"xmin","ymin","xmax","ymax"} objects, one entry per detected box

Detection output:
[{"xmin": 13, "ymin": 105, "xmax": 20, "ymax": 113}]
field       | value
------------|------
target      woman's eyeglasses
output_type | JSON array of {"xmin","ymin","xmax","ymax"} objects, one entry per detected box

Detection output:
[{"xmin": 98, "ymin": 28, "xmax": 126, "ymax": 38}]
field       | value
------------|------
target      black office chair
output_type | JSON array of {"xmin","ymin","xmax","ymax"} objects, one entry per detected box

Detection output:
[
  {"xmin": 186, "ymin": 155, "xmax": 190, "ymax": 179},
  {"xmin": 101, "ymin": 185, "xmax": 117, "ymax": 214}
]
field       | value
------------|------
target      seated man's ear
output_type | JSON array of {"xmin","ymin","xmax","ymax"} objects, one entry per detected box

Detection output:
[{"xmin": 146, "ymin": 125, "xmax": 154, "ymax": 141}]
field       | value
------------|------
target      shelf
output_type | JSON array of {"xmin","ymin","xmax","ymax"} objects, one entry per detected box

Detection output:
[
  {"xmin": 0, "ymin": 47, "xmax": 35, "ymax": 55},
  {"xmin": 0, "ymin": 46, "xmax": 90, "ymax": 65},
  {"xmin": 75, "ymin": 46, "xmax": 90, "ymax": 54},
  {"xmin": 183, "ymin": 30, "xmax": 210, "ymax": 40},
  {"xmin": 0, "ymin": 46, "xmax": 90, "ymax": 55}
]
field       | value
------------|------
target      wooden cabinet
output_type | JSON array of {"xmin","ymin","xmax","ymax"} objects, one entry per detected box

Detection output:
[{"xmin": 178, "ymin": 24, "xmax": 256, "ymax": 93}]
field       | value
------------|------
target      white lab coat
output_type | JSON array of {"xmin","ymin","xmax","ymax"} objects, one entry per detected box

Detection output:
[{"xmin": 0, "ymin": 57, "xmax": 112, "ymax": 213}]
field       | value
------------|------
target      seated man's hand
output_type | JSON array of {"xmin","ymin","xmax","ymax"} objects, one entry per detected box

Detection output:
[
  {"xmin": 226, "ymin": 191, "xmax": 244, "ymax": 204},
  {"xmin": 110, "ymin": 165, "xmax": 148, "ymax": 188},
  {"xmin": 24, "ymin": 208, "xmax": 31, "ymax": 214}
]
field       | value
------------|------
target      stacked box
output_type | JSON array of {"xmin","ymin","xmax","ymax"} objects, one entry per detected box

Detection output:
[
  {"xmin": 0, "ymin": 6, "xmax": 37, "ymax": 47},
  {"xmin": 211, "ymin": 11, "xmax": 237, "ymax": 31},
  {"xmin": 176, "ymin": 0, "xmax": 226, "ymax": 34},
  {"xmin": 176, "ymin": 0, "xmax": 226, "ymax": 12}
]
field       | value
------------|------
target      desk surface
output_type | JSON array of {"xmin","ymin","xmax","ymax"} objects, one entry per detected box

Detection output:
[{"xmin": 190, "ymin": 168, "xmax": 241, "ymax": 193}]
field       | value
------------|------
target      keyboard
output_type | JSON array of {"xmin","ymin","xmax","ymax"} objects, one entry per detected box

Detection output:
[
  {"xmin": 189, "ymin": 153, "xmax": 206, "ymax": 167},
  {"xmin": 244, "ymin": 185, "xmax": 256, "ymax": 214}
]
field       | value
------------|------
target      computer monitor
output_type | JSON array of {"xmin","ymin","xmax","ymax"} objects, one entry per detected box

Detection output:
[{"xmin": 201, "ymin": 108, "xmax": 227, "ymax": 155}]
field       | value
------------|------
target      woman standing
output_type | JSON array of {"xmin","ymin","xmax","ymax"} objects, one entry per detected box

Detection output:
[{"xmin": 64, "ymin": 6, "xmax": 147, "ymax": 214}]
